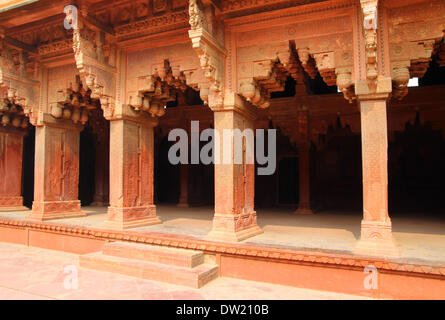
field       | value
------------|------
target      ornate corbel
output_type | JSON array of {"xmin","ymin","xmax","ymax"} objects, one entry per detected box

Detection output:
[
  {"xmin": 188, "ymin": 0, "xmax": 225, "ymax": 109},
  {"xmin": 360, "ymin": 0, "xmax": 379, "ymax": 82},
  {"xmin": 73, "ymin": 16, "xmax": 117, "ymax": 120},
  {"xmin": 127, "ymin": 58, "xmax": 207, "ymax": 118},
  {"xmin": 297, "ymin": 48, "xmax": 318, "ymax": 79},
  {"xmin": 237, "ymin": 42, "xmax": 294, "ymax": 109},
  {"xmin": 49, "ymin": 75, "xmax": 99, "ymax": 124},
  {"xmin": 0, "ymin": 37, "xmax": 39, "ymax": 127}
]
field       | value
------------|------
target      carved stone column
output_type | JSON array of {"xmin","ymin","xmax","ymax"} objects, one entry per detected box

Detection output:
[
  {"xmin": 28, "ymin": 116, "xmax": 85, "ymax": 220},
  {"xmin": 177, "ymin": 164, "xmax": 189, "ymax": 208},
  {"xmin": 0, "ymin": 127, "xmax": 27, "ymax": 211},
  {"xmin": 104, "ymin": 117, "xmax": 160, "ymax": 229},
  {"xmin": 295, "ymin": 107, "xmax": 312, "ymax": 214},
  {"xmin": 355, "ymin": 95, "xmax": 398, "ymax": 257},
  {"xmin": 207, "ymin": 93, "xmax": 263, "ymax": 242},
  {"xmin": 295, "ymin": 143, "xmax": 312, "ymax": 215}
]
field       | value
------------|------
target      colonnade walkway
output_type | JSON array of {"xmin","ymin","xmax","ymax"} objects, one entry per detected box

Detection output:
[{"xmin": 2, "ymin": 205, "xmax": 445, "ymax": 264}]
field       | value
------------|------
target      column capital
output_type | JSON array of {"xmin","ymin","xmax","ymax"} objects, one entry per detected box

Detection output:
[
  {"xmin": 355, "ymin": 76, "xmax": 392, "ymax": 102},
  {"xmin": 211, "ymin": 91, "xmax": 258, "ymax": 121}
]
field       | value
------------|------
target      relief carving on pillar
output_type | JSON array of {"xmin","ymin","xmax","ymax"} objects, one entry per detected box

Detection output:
[
  {"xmin": 0, "ymin": 38, "xmax": 39, "ymax": 127},
  {"xmin": 188, "ymin": 0, "xmax": 225, "ymax": 109}
]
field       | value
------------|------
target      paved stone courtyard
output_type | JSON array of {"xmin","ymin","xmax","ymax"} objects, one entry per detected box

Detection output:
[{"xmin": 0, "ymin": 242, "xmax": 371, "ymax": 300}]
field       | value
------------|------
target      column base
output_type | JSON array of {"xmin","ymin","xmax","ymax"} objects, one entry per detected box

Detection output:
[
  {"xmin": 205, "ymin": 212, "xmax": 263, "ymax": 242},
  {"xmin": 104, "ymin": 205, "xmax": 161, "ymax": 230},
  {"xmin": 0, "ymin": 196, "xmax": 25, "ymax": 209},
  {"xmin": 27, "ymin": 200, "xmax": 85, "ymax": 221},
  {"xmin": 0, "ymin": 206, "xmax": 29, "ymax": 212},
  {"xmin": 294, "ymin": 206, "xmax": 313, "ymax": 215},
  {"xmin": 354, "ymin": 220, "xmax": 399, "ymax": 258},
  {"xmin": 90, "ymin": 201, "xmax": 109, "ymax": 207},
  {"xmin": 177, "ymin": 202, "xmax": 190, "ymax": 208}
]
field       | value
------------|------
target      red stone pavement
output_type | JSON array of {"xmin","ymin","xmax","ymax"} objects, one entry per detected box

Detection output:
[{"xmin": 0, "ymin": 242, "xmax": 373, "ymax": 300}]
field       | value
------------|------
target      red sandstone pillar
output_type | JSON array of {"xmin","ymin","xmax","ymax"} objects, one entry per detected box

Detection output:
[
  {"xmin": 92, "ymin": 139, "xmax": 109, "ymax": 206},
  {"xmin": 207, "ymin": 94, "xmax": 262, "ymax": 242},
  {"xmin": 105, "ymin": 119, "xmax": 160, "ymax": 229},
  {"xmin": 28, "ymin": 121, "xmax": 85, "ymax": 220},
  {"xmin": 177, "ymin": 164, "xmax": 189, "ymax": 208},
  {"xmin": 295, "ymin": 143, "xmax": 313, "ymax": 214},
  {"xmin": 0, "ymin": 127, "xmax": 27, "ymax": 211},
  {"xmin": 355, "ymin": 97, "xmax": 398, "ymax": 257}
]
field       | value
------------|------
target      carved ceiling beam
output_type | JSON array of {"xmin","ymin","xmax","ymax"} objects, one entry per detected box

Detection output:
[
  {"xmin": 0, "ymin": 37, "xmax": 39, "ymax": 127},
  {"xmin": 188, "ymin": 0, "xmax": 225, "ymax": 109}
]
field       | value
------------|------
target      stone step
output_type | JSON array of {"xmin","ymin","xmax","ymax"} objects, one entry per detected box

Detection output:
[
  {"xmin": 102, "ymin": 241, "xmax": 204, "ymax": 268},
  {"xmin": 80, "ymin": 252, "xmax": 218, "ymax": 288}
]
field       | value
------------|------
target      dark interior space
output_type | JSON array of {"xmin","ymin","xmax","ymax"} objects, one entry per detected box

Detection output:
[
  {"xmin": 388, "ymin": 113, "xmax": 445, "ymax": 213},
  {"xmin": 277, "ymin": 157, "xmax": 299, "ymax": 205},
  {"xmin": 271, "ymin": 76, "xmax": 297, "ymax": 98},
  {"xmin": 308, "ymin": 72, "xmax": 338, "ymax": 95},
  {"xmin": 22, "ymin": 126, "xmax": 35, "ymax": 208},
  {"xmin": 155, "ymin": 136, "xmax": 180, "ymax": 204},
  {"xmin": 255, "ymin": 129, "xmax": 298, "ymax": 208},
  {"xmin": 155, "ymin": 134, "xmax": 214, "ymax": 206},
  {"xmin": 78, "ymin": 108, "xmax": 110, "ymax": 207},
  {"xmin": 312, "ymin": 118, "xmax": 363, "ymax": 211},
  {"xmin": 79, "ymin": 126, "xmax": 96, "ymax": 206},
  {"xmin": 419, "ymin": 60, "xmax": 445, "ymax": 86}
]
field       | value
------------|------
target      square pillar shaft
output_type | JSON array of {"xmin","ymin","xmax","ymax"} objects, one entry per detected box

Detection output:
[
  {"xmin": 0, "ymin": 127, "xmax": 27, "ymax": 210},
  {"xmin": 105, "ymin": 119, "xmax": 160, "ymax": 229},
  {"xmin": 177, "ymin": 164, "xmax": 189, "ymax": 208},
  {"xmin": 355, "ymin": 98, "xmax": 398, "ymax": 257},
  {"xmin": 207, "ymin": 101, "xmax": 262, "ymax": 242},
  {"xmin": 295, "ymin": 143, "xmax": 312, "ymax": 214},
  {"xmin": 28, "ymin": 123, "xmax": 84, "ymax": 220}
]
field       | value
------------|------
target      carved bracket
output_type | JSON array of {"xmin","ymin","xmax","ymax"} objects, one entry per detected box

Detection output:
[
  {"xmin": 49, "ymin": 75, "xmax": 100, "ymax": 124},
  {"xmin": 188, "ymin": 0, "xmax": 225, "ymax": 109},
  {"xmin": 0, "ymin": 38, "xmax": 39, "ymax": 127},
  {"xmin": 297, "ymin": 47, "xmax": 356, "ymax": 103},
  {"xmin": 361, "ymin": 0, "xmax": 379, "ymax": 82},
  {"xmin": 390, "ymin": 41, "xmax": 439, "ymax": 100},
  {"xmin": 73, "ymin": 18, "xmax": 117, "ymax": 120}
]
